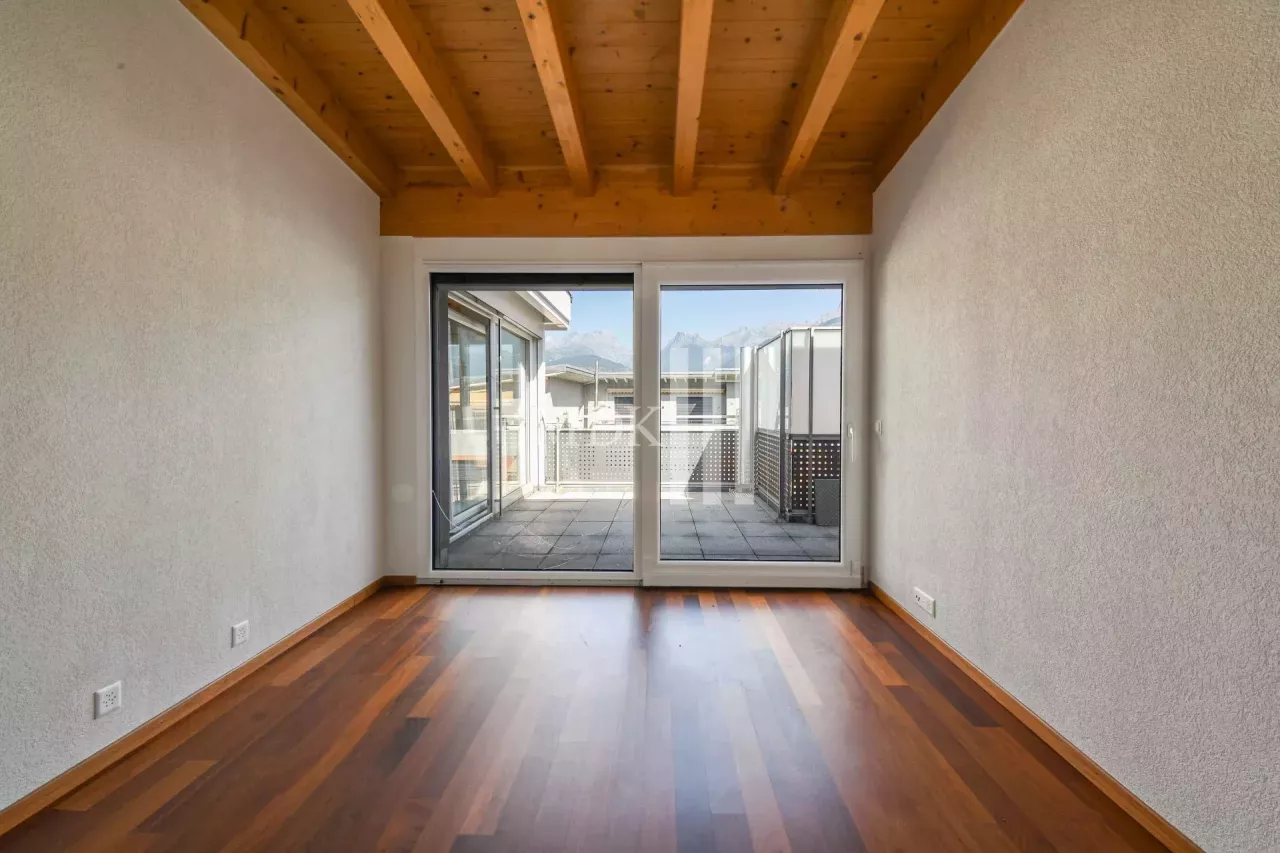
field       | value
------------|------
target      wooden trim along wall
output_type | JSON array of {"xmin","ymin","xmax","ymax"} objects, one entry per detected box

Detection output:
[
  {"xmin": 870, "ymin": 583, "xmax": 1205, "ymax": 853},
  {"xmin": 0, "ymin": 577, "xmax": 401, "ymax": 837}
]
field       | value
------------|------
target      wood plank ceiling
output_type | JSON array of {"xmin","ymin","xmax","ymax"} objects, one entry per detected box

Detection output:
[{"xmin": 183, "ymin": 0, "xmax": 1024, "ymax": 236}]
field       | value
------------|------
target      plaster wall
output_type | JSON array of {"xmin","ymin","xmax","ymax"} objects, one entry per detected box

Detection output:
[
  {"xmin": 0, "ymin": 0, "xmax": 383, "ymax": 808},
  {"xmin": 871, "ymin": 1, "xmax": 1279, "ymax": 849}
]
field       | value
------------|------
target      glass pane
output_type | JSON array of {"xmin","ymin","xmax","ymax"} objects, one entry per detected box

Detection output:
[
  {"xmin": 659, "ymin": 286, "xmax": 842, "ymax": 562},
  {"xmin": 499, "ymin": 327, "xmax": 528, "ymax": 496},
  {"xmin": 438, "ymin": 287, "xmax": 635, "ymax": 572},
  {"xmin": 448, "ymin": 313, "xmax": 489, "ymax": 520}
]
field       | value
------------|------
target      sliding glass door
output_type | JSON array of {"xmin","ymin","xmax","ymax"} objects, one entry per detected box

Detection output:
[
  {"xmin": 499, "ymin": 325, "xmax": 529, "ymax": 498},
  {"xmin": 447, "ymin": 305, "xmax": 491, "ymax": 527},
  {"xmin": 431, "ymin": 273, "xmax": 637, "ymax": 576},
  {"xmin": 427, "ymin": 263, "xmax": 862, "ymax": 586},
  {"xmin": 635, "ymin": 262, "xmax": 865, "ymax": 587}
]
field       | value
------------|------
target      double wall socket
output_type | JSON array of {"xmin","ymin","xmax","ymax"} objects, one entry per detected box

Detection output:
[
  {"xmin": 912, "ymin": 587, "xmax": 936, "ymax": 618},
  {"xmin": 94, "ymin": 681, "xmax": 122, "ymax": 718}
]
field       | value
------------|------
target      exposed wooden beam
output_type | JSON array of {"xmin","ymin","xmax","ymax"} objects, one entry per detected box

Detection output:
[
  {"xmin": 400, "ymin": 161, "xmax": 874, "ymax": 190},
  {"xmin": 673, "ymin": 0, "xmax": 715, "ymax": 196},
  {"xmin": 773, "ymin": 0, "xmax": 888, "ymax": 195},
  {"xmin": 180, "ymin": 0, "xmax": 398, "ymax": 196},
  {"xmin": 383, "ymin": 170, "xmax": 871, "ymax": 237},
  {"xmin": 873, "ymin": 0, "xmax": 1026, "ymax": 187},
  {"xmin": 346, "ymin": 0, "xmax": 497, "ymax": 195},
  {"xmin": 515, "ymin": 0, "xmax": 593, "ymax": 196}
]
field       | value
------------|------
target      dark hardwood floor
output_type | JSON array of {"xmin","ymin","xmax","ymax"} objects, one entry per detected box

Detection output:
[{"xmin": 1, "ymin": 587, "xmax": 1169, "ymax": 852}]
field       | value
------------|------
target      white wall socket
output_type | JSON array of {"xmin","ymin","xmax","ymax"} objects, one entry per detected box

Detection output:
[
  {"xmin": 94, "ymin": 681, "xmax": 122, "ymax": 718},
  {"xmin": 231, "ymin": 620, "xmax": 249, "ymax": 648},
  {"xmin": 912, "ymin": 587, "xmax": 936, "ymax": 618}
]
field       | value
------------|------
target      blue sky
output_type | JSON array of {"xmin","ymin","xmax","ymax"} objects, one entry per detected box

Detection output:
[{"xmin": 551, "ymin": 288, "xmax": 842, "ymax": 351}]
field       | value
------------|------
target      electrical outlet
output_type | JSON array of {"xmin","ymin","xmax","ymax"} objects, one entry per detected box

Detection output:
[
  {"xmin": 912, "ymin": 587, "xmax": 935, "ymax": 618},
  {"xmin": 231, "ymin": 620, "xmax": 249, "ymax": 648},
  {"xmin": 94, "ymin": 681, "xmax": 122, "ymax": 718}
]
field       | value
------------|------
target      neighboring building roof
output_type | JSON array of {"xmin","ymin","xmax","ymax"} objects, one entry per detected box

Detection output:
[{"xmin": 546, "ymin": 364, "xmax": 742, "ymax": 383}]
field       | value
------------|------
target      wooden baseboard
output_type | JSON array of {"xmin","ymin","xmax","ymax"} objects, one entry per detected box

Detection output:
[
  {"xmin": 0, "ymin": 576, "xmax": 391, "ymax": 837},
  {"xmin": 381, "ymin": 574, "xmax": 419, "ymax": 587},
  {"xmin": 869, "ymin": 583, "xmax": 1203, "ymax": 853}
]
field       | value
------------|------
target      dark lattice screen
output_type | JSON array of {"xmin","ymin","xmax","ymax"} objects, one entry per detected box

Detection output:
[
  {"xmin": 754, "ymin": 428, "xmax": 782, "ymax": 509},
  {"xmin": 787, "ymin": 436, "xmax": 841, "ymax": 511}
]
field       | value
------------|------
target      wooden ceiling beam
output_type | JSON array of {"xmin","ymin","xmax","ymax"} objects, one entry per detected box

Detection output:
[
  {"xmin": 873, "ymin": 0, "xmax": 1026, "ymax": 187},
  {"xmin": 515, "ymin": 0, "xmax": 594, "ymax": 196},
  {"xmin": 673, "ymin": 0, "xmax": 715, "ymax": 196},
  {"xmin": 346, "ymin": 0, "xmax": 497, "ymax": 195},
  {"xmin": 180, "ymin": 0, "xmax": 398, "ymax": 197},
  {"xmin": 383, "ymin": 170, "xmax": 871, "ymax": 238},
  {"xmin": 773, "ymin": 0, "xmax": 888, "ymax": 195}
]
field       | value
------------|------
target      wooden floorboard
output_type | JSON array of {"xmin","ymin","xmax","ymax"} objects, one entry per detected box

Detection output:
[{"xmin": 0, "ymin": 587, "xmax": 1171, "ymax": 852}]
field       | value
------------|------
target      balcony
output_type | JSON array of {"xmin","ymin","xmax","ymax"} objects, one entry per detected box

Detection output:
[
  {"xmin": 443, "ymin": 488, "xmax": 839, "ymax": 570},
  {"xmin": 441, "ymin": 326, "xmax": 844, "ymax": 570}
]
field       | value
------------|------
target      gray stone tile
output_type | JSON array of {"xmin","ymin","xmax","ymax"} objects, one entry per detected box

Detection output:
[
  {"xmin": 600, "ymin": 534, "xmax": 634, "ymax": 554},
  {"xmin": 447, "ymin": 535, "xmax": 510, "ymax": 556},
  {"xmin": 726, "ymin": 506, "xmax": 774, "ymax": 522},
  {"xmin": 746, "ymin": 536, "xmax": 804, "ymax": 556},
  {"xmin": 552, "ymin": 534, "xmax": 605, "ymax": 554},
  {"xmin": 566, "ymin": 520, "xmax": 611, "ymax": 536},
  {"xmin": 474, "ymin": 521, "xmax": 527, "ymax": 536},
  {"xmin": 594, "ymin": 554, "xmax": 634, "ymax": 571},
  {"xmin": 690, "ymin": 512, "xmax": 732, "ymax": 525},
  {"xmin": 441, "ymin": 544, "xmax": 506, "ymax": 568},
  {"xmin": 486, "ymin": 553, "xmax": 544, "ymax": 569},
  {"xmin": 546, "ymin": 501, "xmax": 586, "ymax": 510},
  {"xmin": 737, "ymin": 522, "xmax": 791, "ymax": 538},
  {"xmin": 614, "ymin": 505, "xmax": 633, "ymax": 520},
  {"xmin": 662, "ymin": 521, "xmax": 696, "ymax": 537},
  {"xmin": 610, "ymin": 521, "xmax": 634, "ymax": 533},
  {"xmin": 536, "ymin": 510, "xmax": 577, "ymax": 522},
  {"xmin": 693, "ymin": 520, "xmax": 740, "ymax": 537},
  {"xmin": 539, "ymin": 554, "xmax": 597, "ymax": 570},
  {"xmin": 785, "ymin": 524, "xmax": 838, "ymax": 538},
  {"xmin": 796, "ymin": 538, "xmax": 840, "ymax": 559},
  {"xmin": 576, "ymin": 506, "xmax": 619, "ymax": 521},
  {"xmin": 507, "ymin": 534, "xmax": 557, "ymax": 555},
  {"xmin": 500, "ymin": 510, "xmax": 542, "ymax": 521},
  {"xmin": 660, "ymin": 535, "xmax": 701, "ymax": 556},
  {"xmin": 511, "ymin": 501, "xmax": 553, "ymax": 511},
  {"xmin": 697, "ymin": 536, "xmax": 753, "ymax": 556},
  {"xmin": 524, "ymin": 520, "xmax": 571, "ymax": 536}
]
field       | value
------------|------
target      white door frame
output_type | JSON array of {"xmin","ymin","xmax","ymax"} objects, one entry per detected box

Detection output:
[
  {"xmin": 396, "ymin": 236, "xmax": 869, "ymax": 586},
  {"xmin": 636, "ymin": 261, "xmax": 866, "ymax": 589},
  {"xmin": 424, "ymin": 263, "xmax": 643, "ymax": 586}
]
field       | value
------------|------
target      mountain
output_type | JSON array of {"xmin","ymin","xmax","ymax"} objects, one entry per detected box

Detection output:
[
  {"xmin": 546, "ymin": 313, "xmax": 842, "ymax": 374},
  {"xmin": 660, "ymin": 325, "xmax": 789, "ymax": 371},
  {"xmin": 548, "ymin": 353, "xmax": 630, "ymax": 372},
  {"xmin": 662, "ymin": 331, "xmax": 737, "ymax": 372},
  {"xmin": 544, "ymin": 330, "xmax": 632, "ymax": 369}
]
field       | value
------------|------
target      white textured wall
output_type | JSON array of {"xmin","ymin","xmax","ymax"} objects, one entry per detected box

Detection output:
[
  {"xmin": 0, "ymin": 0, "xmax": 382, "ymax": 809},
  {"xmin": 872, "ymin": 1, "xmax": 1279, "ymax": 850}
]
